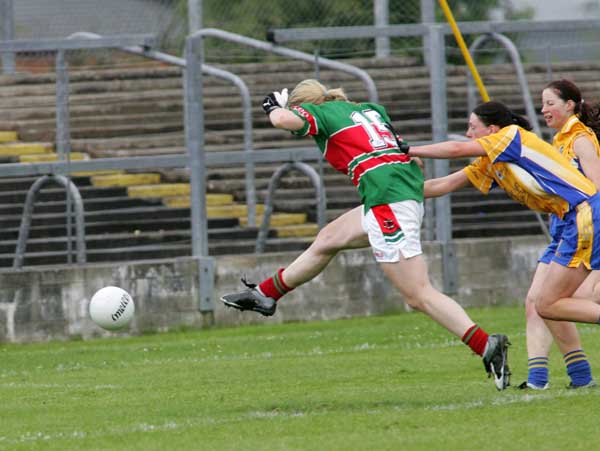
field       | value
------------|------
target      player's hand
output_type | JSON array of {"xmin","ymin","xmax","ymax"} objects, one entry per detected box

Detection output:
[
  {"xmin": 395, "ymin": 135, "xmax": 410, "ymax": 154},
  {"xmin": 411, "ymin": 156, "xmax": 424, "ymax": 173},
  {"xmin": 262, "ymin": 88, "xmax": 288, "ymax": 115}
]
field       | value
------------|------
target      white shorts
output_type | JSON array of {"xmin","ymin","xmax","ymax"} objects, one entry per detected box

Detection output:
[{"xmin": 361, "ymin": 200, "xmax": 424, "ymax": 262}]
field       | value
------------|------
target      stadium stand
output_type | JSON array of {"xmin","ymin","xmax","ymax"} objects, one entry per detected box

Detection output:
[{"xmin": 1, "ymin": 56, "xmax": 599, "ymax": 267}]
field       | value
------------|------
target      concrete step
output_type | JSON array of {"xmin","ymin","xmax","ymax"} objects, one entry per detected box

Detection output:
[
  {"xmin": 18, "ymin": 152, "xmax": 88, "ymax": 163},
  {"xmin": 0, "ymin": 236, "xmax": 314, "ymax": 268},
  {"xmin": 163, "ymin": 193, "xmax": 234, "ymax": 208},
  {"xmin": 451, "ymin": 199, "xmax": 532, "ymax": 214},
  {"xmin": 0, "ymin": 226, "xmax": 274, "ymax": 254},
  {"xmin": 275, "ymin": 223, "xmax": 318, "ymax": 238},
  {"xmin": 0, "ymin": 217, "xmax": 239, "ymax": 242},
  {"xmin": 0, "ymin": 131, "xmax": 18, "ymax": 142},
  {"xmin": 452, "ymin": 210, "xmax": 541, "ymax": 224},
  {"xmin": 0, "ymin": 184, "xmax": 129, "ymax": 203},
  {"xmin": 91, "ymin": 173, "xmax": 162, "ymax": 187},
  {"xmin": 452, "ymin": 221, "xmax": 547, "ymax": 238},
  {"xmin": 239, "ymin": 212, "xmax": 308, "ymax": 227},
  {"xmin": 0, "ymin": 195, "xmax": 162, "ymax": 216},
  {"xmin": 0, "ymin": 142, "xmax": 53, "ymax": 156},
  {"xmin": 0, "ymin": 205, "xmax": 193, "ymax": 228},
  {"xmin": 207, "ymin": 173, "xmax": 352, "ymax": 195},
  {"xmin": 0, "ymin": 220, "xmax": 317, "ymax": 257}
]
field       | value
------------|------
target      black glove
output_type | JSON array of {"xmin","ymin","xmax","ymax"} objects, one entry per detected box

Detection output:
[
  {"xmin": 262, "ymin": 88, "xmax": 288, "ymax": 115},
  {"xmin": 396, "ymin": 136, "xmax": 410, "ymax": 154},
  {"xmin": 384, "ymin": 122, "xmax": 410, "ymax": 153}
]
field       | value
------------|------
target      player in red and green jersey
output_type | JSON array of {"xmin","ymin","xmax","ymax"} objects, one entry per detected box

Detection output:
[
  {"xmin": 289, "ymin": 99, "xmax": 423, "ymax": 211},
  {"xmin": 221, "ymin": 79, "xmax": 511, "ymax": 390}
]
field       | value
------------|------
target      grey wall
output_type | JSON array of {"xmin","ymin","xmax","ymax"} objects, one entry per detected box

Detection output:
[{"xmin": 0, "ymin": 235, "xmax": 545, "ymax": 343}]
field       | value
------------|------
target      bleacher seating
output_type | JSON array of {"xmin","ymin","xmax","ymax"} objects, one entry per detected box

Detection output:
[{"xmin": 1, "ymin": 56, "xmax": 598, "ymax": 267}]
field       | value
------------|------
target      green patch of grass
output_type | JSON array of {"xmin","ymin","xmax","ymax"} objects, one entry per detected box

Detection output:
[{"xmin": 1, "ymin": 305, "xmax": 599, "ymax": 450}]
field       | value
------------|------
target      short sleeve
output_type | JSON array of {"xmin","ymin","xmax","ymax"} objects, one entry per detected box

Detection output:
[{"xmin": 290, "ymin": 105, "xmax": 318, "ymax": 137}]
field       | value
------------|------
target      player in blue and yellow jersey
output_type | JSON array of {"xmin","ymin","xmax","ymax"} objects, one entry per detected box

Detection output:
[
  {"xmin": 409, "ymin": 101, "xmax": 600, "ymax": 349},
  {"xmin": 222, "ymin": 79, "xmax": 511, "ymax": 390},
  {"xmin": 527, "ymin": 79, "xmax": 600, "ymax": 389},
  {"xmin": 414, "ymin": 97, "xmax": 600, "ymax": 390}
]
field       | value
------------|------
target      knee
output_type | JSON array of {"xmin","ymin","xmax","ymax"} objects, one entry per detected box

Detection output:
[
  {"xmin": 525, "ymin": 291, "xmax": 540, "ymax": 319},
  {"xmin": 403, "ymin": 297, "xmax": 426, "ymax": 312},
  {"xmin": 310, "ymin": 226, "xmax": 348, "ymax": 256},
  {"xmin": 401, "ymin": 283, "xmax": 431, "ymax": 312},
  {"xmin": 534, "ymin": 302, "xmax": 554, "ymax": 320}
]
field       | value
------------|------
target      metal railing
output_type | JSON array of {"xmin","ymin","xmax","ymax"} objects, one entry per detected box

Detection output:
[
  {"xmin": 255, "ymin": 162, "xmax": 327, "ymax": 253},
  {"xmin": 268, "ymin": 19, "xmax": 600, "ymax": 44},
  {"xmin": 197, "ymin": 28, "xmax": 378, "ymax": 103},
  {"xmin": 13, "ymin": 175, "xmax": 86, "ymax": 268},
  {"xmin": 467, "ymin": 32, "xmax": 542, "ymax": 136}
]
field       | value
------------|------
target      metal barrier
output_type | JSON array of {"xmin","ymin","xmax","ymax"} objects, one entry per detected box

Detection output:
[
  {"xmin": 467, "ymin": 32, "xmax": 542, "ymax": 136},
  {"xmin": 268, "ymin": 19, "xmax": 600, "ymax": 44},
  {"xmin": 255, "ymin": 162, "xmax": 327, "ymax": 253},
  {"xmin": 13, "ymin": 175, "xmax": 86, "ymax": 269},
  {"xmin": 195, "ymin": 28, "xmax": 378, "ymax": 103},
  {"xmin": 68, "ymin": 31, "xmax": 259, "ymax": 228}
]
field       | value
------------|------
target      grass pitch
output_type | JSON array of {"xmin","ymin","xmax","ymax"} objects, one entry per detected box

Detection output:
[{"xmin": 1, "ymin": 305, "xmax": 599, "ymax": 450}]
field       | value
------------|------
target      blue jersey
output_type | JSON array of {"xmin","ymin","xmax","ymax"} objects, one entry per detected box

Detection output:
[{"xmin": 465, "ymin": 125, "xmax": 597, "ymax": 218}]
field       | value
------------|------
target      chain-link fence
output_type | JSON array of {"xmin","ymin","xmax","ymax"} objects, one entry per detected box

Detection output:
[
  {"xmin": 3, "ymin": 0, "xmax": 600, "ymax": 69},
  {"xmin": 2, "ymin": 0, "xmax": 554, "ymax": 68}
]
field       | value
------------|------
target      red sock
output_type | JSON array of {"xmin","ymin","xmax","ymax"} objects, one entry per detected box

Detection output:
[
  {"xmin": 462, "ymin": 324, "xmax": 489, "ymax": 356},
  {"xmin": 258, "ymin": 268, "xmax": 292, "ymax": 301}
]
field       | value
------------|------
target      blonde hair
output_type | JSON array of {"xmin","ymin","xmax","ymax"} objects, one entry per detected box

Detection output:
[{"xmin": 287, "ymin": 79, "xmax": 349, "ymax": 107}]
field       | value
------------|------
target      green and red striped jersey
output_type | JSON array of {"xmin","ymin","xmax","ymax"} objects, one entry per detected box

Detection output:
[{"xmin": 290, "ymin": 101, "xmax": 423, "ymax": 211}]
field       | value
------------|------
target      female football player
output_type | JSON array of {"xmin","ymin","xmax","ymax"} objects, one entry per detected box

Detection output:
[
  {"xmin": 414, "ymin": 93, "xmax": 600, "ymax": 389},
  {"xmin": 408, "ymin": 100, "xmax": 600, "ymax": 388},
  {"xmin": 221, "ymin": 79, "xmax": 511, "ymax": 390}
]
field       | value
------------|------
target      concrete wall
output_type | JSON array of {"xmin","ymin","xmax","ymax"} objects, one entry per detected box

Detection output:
[{"xmin": 0, "ymin": 235, "xmax": 545, "ymax": 343}]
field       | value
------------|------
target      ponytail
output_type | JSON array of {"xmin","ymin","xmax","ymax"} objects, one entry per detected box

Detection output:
[
  {"xmin": 510, "ymin": 112, "xmax": 533, "ymax": 131},
  {"xmin": 577, "ymin": 100, "xmax": 600, "ymax": 141},
  {"xmin": 288, "ymin": 79, "xmax": 349, "ymax": 107}
]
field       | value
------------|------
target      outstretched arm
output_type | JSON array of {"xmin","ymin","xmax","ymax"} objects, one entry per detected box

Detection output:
[
  {"xmin": 269, "ymin": 108, "xmax": 304, "ymax": 131},
  {"xmin": 425, "ymin": 170, "xmax": 470, "ymax": 198},
  {"xmin": 410, "ymin": 140, "xmax": 486, "ymax": 159}
]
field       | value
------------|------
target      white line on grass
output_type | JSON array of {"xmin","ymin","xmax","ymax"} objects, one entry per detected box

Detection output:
[
  {"xmin": 2, "ymin": 389, "xmax": 598, "ymax": 446},
  {"xmin": 0, "ymin": 382, "xmax": 120, "ymax": 390},
  {"xmin": 425, "ymin": 387, "xmax": 600, "ymax": 411}
]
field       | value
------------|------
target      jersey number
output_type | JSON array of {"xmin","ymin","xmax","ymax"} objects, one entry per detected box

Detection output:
[{"xmin": 351, "ymin": 109, "xmax": 395, "ymax": 150}]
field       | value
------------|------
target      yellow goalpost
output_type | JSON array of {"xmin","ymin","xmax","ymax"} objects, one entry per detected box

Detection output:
[{"xmin": 437, "ymin": 0, "xmax": 490, "ymax": 102}]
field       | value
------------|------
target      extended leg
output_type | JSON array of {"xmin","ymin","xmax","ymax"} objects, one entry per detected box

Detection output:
[
  {"xmin": 379, "ymin": 255, "xmax": 510, "ymax": 390},
  {"xmin": 221, "ymin": 206, "xmax": 369, "ymax": 315}
]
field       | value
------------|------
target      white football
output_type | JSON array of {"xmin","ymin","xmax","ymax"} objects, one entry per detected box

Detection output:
[{"xmin": 89, "ymin": 286, "xmax": 135, "ymax": 331}]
